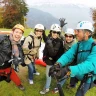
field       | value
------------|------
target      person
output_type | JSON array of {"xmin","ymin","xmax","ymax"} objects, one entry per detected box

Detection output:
[
  {"xmin": 0, "ymin": 24, "xmax": 25, "ymax": 90},
  {"xmin": 53, "ymin": 28, "xmax": 77, "ymax": 93},
  {"xmin": 40, "ymin": 24, "xmax": 64, "ymax": 95},
  {"xmin": 22, "ymin": 24, "xmax": 45, "ymax": 84},
  {"xmin": 49, "ymin": 21, "xmax": 96, "ymax": 96}
]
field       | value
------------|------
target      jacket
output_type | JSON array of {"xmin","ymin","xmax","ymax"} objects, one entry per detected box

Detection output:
[
  {"xmin": 43, "ymin": 37, "xmax": 64, "ymax": 65},
  {"xmin": 57, "ymin": 37, "xmax": 96, "ymax": 83},
  {"xmin": 0, "ymin": 35, "xmax": 24, "ymax": 69},
  {"xmin": 22, "ymin": 32, "xmax": 42, "ymax": 64}
]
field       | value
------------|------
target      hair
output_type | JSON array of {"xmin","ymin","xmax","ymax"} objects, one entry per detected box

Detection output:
[{"xmin": 84, "ymin": 29, "xmax": 92, "ymax": 38}]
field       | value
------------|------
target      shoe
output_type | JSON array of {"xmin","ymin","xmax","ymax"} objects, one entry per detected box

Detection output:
[
  {"xmin": 33, "ymin": 72, "xmax": 40, "ymax": 75},
  {"xmin": 29, "ymin": 80, "xmax": 34, "ymax": 84},
  {"xmin": 40, "ymin": 88, "xmax": 49, "ymax": 94},
  {"xmin": 18, "ymin": 84, "xmax": 25, "ymax": 91},
  {"xmin": 52, "ymin": 88, "xmax": 59, "ymax": 93}
]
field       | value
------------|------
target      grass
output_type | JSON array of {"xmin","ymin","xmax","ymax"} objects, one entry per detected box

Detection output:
[{"xmin": 0, "ymin": 28, "xmax": 96, "ymax": 96}]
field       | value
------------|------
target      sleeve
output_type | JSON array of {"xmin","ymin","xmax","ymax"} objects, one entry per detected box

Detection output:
[
  {"xmin": 69, "ymin": 46, "xmax": 96, "ymax": 77},
  {"xmin": 57, "ymin": 43, "xmax": 78, "ymax": 67}
]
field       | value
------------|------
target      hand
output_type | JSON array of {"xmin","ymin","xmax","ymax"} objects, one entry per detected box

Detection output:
[
  {"xmin": 13, "ymin": 57, "xmax": 22, "ymax": 65},
  {"xmin": 55, "ymin": 67, "xmax": 70, "ymax": 80},
  {"xmin": 49, "ymin": 63, "xmax": 61, "ymax": 77}
]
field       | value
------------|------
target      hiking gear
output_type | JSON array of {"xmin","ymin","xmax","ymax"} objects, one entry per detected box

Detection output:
[
  {"xmin": 34, "ymin": 24, "xmax": 44, "ymax": 30},
  {"xmin": 76, "ymin": 21, "xmax": 94, "ymax": 32},
  {"xmin": 65, "ymin": 28, "xmax": 74, "ymax": 35},
  {"xmin": 13, "ymin": 24, "xmax": 24, "ymax": 32},
  {"xmin": 50, "ymin": 24, "xmax": 61, "ymax": 32},
  {"xmin": 18, "ymin": 84, "xmax": 25, "ymax": 90},
  {"xmin": 40, "ymin": 88, "xmax": 49, "ymax": 94}
]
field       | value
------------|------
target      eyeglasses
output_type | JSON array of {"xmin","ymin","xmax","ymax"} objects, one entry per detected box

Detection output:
[
  {"xmin": 65, "ymin": 34, "xmax": 73, "ymax": 38},
  {"xmin": 35, "ymin": 29, "xmax": 43, "ymax": 32},
  {"xmin": 52, "ymin": 31, "xmax": 60, "ymax": 34}
]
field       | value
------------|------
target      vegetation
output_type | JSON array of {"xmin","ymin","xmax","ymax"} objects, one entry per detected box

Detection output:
[{"xmin": 0, "ymin": 0, "xmax": 28, "ymax": 28}]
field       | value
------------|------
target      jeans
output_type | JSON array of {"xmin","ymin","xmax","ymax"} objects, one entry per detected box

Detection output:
[
  {"xmin": 45, "ymin": 65, "xmax": 52, "ymax": 89},
  {"xmin": 27, "ymin": 62, "xmax": 36, "ymax": 80},
  {"xmin": 76, "ymin": 83, "xmax": 92, "ymax": 96}
]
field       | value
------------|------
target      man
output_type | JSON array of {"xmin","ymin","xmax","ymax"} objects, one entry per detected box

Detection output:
[
  {"xmin": 0, "ymin": 24, "xmax": 25, "ymax": 90},
  {"xmin": 49, "ymin": 21, "xmax": 96, "ymax": 96}
]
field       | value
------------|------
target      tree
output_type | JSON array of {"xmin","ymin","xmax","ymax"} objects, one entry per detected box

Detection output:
[
  {"xmin": 91, "ymin": 8, "xmax": 96, "ymax": 38},
  {"xmin": 2, "ymin": 0, "xmax": 29, "ymax": 28}
]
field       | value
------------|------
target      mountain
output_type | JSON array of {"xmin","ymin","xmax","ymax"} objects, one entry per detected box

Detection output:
[
  {"xmin": 26, "ymin": 4, "xmax": 93, "ymax": 29},
  {"xmin": 26, "ymin": 8, "xmax": 59, "ymax": 29}
]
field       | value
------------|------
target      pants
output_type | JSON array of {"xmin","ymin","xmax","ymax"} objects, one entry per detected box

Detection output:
[
  {"xmin": 76, "ymin": 82, "xmax": 92, "ymax": 96},
  {"xmin": 0, "ymin": 67, "xmax": 21, "ymax": 86},
  {"xmin": 27, "ymin": 62, "xmax": 36, "ymax": 80},
  {"xmin": 45, "ymin": 65, "xmax": 52, "ymax": 89}
]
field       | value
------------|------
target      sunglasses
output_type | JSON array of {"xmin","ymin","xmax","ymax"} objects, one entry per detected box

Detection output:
[
  {"xmin": 35, "ymin": 29, "xmax": 43, "ymax": 32},
  {"xmin": 65, "ymin": 34, "xmax": 73, "ymax": 38},
  {"xmin": 52, "ymin": 31, "xmax": 60, "ymax": 34}
]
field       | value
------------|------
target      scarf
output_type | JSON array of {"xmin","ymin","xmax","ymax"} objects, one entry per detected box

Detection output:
[{"xmin": 9, "ymin": 33, "xmax": 19, "ymax": 57}]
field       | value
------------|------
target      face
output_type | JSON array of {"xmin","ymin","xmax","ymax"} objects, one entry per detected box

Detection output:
[
  {"xmin": 65, "ymin": 34, "xmax": 74, "ymax": 43},
  {"xmin": 35, "ymin": 29, "xmax": 43, "ymax": 37},
  {"xmin": 51, "ymin": 31, "xmax": 60, "ymax": 39},
  {"xmin": 12, "ymin": 29, "xmax": 23, "ymax": 42},
  {"xmin": 75, "ymin": 29, "xmax": 90, "ymax": 41}
]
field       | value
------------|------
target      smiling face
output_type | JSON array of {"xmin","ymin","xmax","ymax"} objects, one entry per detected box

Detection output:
[{"xmin": 12, "ymin": 29, "xmax": 23, "ymax": 42}]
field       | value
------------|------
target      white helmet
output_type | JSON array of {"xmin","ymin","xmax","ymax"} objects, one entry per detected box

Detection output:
[
  {"xmin": 34, "ymin": 24, "xmax": 44, "ymax": 30},
  {"xmin": 76, "ymin": 21, "xmax": 94, "ymax": 32},
  {"xmin": 65, "ymin": 28, "xmax": 74, "ymax": 35},
  {"xmin": 50, "ymin": 24, "xmax": 61, "ymax": 32}
]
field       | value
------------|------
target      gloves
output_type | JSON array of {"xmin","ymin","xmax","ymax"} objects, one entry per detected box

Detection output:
[
  {"xmin": 13, "ymin": 57, "xmax": 22, "ymax": 72},
  {"xmin": 49, "ymin": 63, "xmax": 61, "ymax": 77},
  {"xmin": 55, "ymin": 66, "xmax": 70, "ymax": 80}
]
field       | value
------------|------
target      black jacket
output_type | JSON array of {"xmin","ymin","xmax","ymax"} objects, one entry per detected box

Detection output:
[
  {"xmin": 43, "ymin": 37, "xmax": 64, "ymax": 65},
  {"xmin": 0, "ymin": 35, "xmax": 25, "ymax": 69}
]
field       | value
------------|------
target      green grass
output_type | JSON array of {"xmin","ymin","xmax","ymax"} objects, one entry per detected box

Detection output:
[
  {"xmin": 0, "ymin": 28, "xmax": 96, "ymax": 96},
  {"xmin": 0, "ymin": 65, "xmax": 96, "ymax": 96}
]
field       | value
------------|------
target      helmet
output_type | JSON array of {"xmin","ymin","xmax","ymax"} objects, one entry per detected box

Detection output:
[
  {"xmin": 50, "ymin": 24, "xmax": 61, "ymax": 32},
  {"xmin": 13, "ymin": 24, "xmax": 24, "ymax": 32},
  {"xmin": 76, "ymin": 21, "xmax": 94, "ymax": 32},
  {"xmin": 65, "ymin": 28, "xmax": 74, "ymax": 35},
  {"xmin": 34, "ymin": 24, "xmax": 44, "ymax": 30}
]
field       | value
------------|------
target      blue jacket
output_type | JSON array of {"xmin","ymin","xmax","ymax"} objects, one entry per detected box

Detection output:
[{"xmin": 57, "ymin": 37, "xmax": 96, "ymax": 83}]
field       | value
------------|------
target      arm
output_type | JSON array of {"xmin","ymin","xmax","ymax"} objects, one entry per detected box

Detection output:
[
  {"xmin": 69, "ymin": 46, "xmax": 96, "ymax": 77},
  {"xmin": 57, "ymin": 43, "xmax": 78, "ymax": 67}
]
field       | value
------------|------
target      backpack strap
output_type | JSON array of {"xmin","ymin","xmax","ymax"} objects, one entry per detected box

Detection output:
[{"xmin": 29, "ymin": 35, "xmax": 34, "ymax": 48}]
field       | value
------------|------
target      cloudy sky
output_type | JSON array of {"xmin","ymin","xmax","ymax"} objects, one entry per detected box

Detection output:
[{"xmin": 26, "ymin": 0, "xmax": 96, "ymax": 7}]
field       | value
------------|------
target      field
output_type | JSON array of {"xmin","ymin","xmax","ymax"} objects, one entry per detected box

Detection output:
[{"xmin": 0, "ymin": 28, "xmax": 96, "ymax": 96}]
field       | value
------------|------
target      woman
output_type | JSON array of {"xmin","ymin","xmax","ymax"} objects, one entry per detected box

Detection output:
[{"xmin": 40, "ymin": 24, "xmax": 64, "ymax": 94}]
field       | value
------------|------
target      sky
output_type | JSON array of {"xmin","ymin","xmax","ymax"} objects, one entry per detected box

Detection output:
[{"xmin": 26, "ymin": 0, "xmax": 96, "ymax": 7}]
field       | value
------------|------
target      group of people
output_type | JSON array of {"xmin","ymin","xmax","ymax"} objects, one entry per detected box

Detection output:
[{"xmin": 0, "ymin": 21, "xmax": 96, "ymax": 96}]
